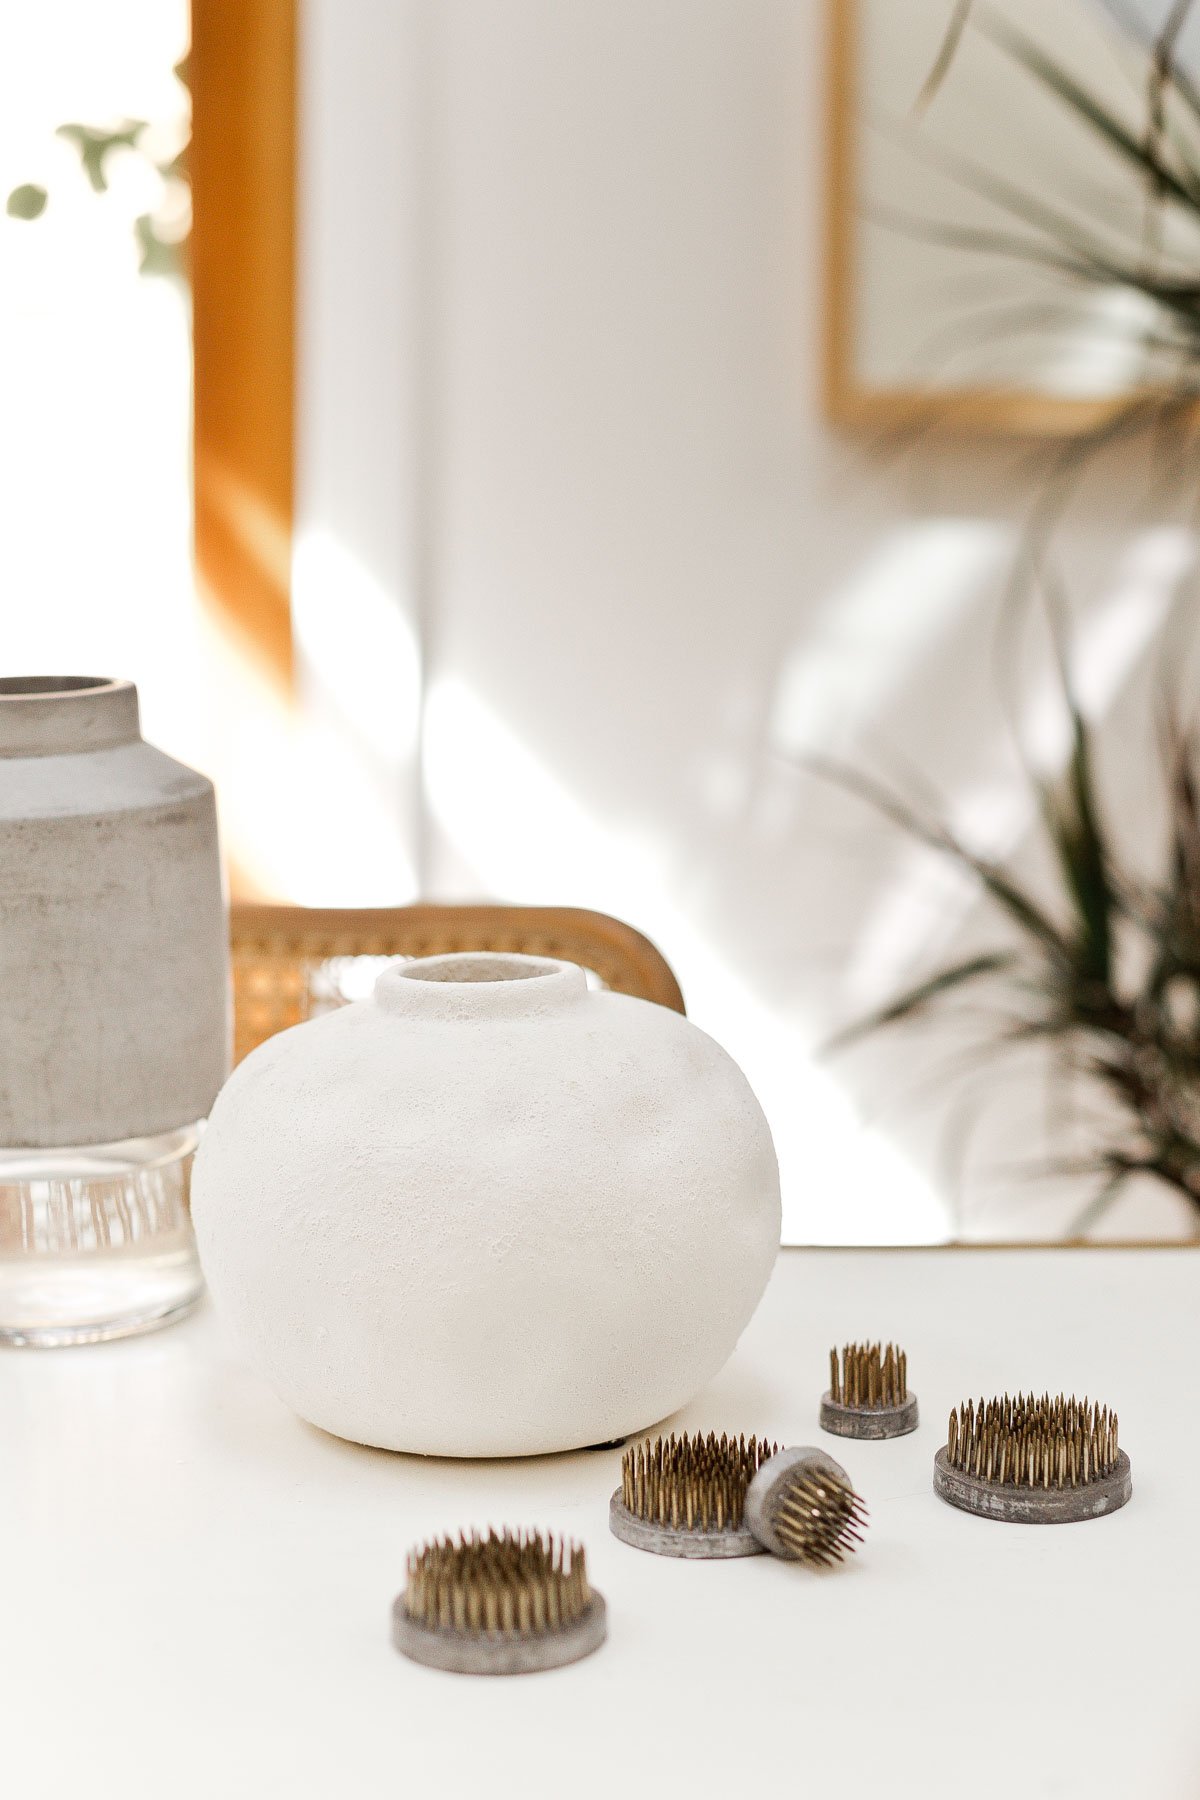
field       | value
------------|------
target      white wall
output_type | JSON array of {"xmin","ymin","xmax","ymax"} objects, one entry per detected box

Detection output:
[
  {"xmin": 297, "ymin": 0, "xmax": 1199, "ymax": 1243},
  {"xmin": 292, "ymin": 0, "xmax": 429, "ymax": 904}
]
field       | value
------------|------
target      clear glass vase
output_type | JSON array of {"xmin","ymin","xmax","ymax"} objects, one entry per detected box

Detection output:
[{"xmin": 0, "ymin": 1126, "xmax": 203, "ymax": 1346}]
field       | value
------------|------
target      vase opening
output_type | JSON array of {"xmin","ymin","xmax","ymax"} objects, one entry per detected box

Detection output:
[
  {"xmin": 0, "ymin": 676, "xmax": 141, "ymax": 757},
  {"xmin": 399, "ymin": 955, "xmax": 556, "ymax": 985},
  {"xmin": 374, "ymin": 952, "xmax": 586, "ymax": 1019},
  {"xmin": 0, "ymin": 676, "xmax": 120, "ymax": 697}
]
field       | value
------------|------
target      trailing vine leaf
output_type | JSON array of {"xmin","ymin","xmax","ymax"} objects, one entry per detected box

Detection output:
[
  {"xmin": 135, "ymin": 212, "xmax": 183, "ymax": 279},
  {"xmin": 56, "ymin": 120, "xmax": 147, "ymax": 194},
  {"xmin": 7, "ymin": 57, "xmax": 190, "ymax": 279}
]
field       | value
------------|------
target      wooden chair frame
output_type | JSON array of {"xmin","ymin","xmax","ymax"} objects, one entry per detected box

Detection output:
[{"xmin": 230, "ymin": 901, "xmax": 685, "ymax": 1064}]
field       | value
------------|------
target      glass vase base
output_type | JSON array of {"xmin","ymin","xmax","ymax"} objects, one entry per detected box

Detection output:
[
  {"xmin": 0, "ymin": 1249, "xmax": 203, "ymax": 1346},
  {"xmin": 0, "ymin": 1127, "xmax": 204, "ymax": 1347}
]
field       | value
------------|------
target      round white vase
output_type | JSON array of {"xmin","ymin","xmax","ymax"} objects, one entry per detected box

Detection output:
[{"xmin": 192, "ymin": 952, "xmax": 780, "ymax": 1457}]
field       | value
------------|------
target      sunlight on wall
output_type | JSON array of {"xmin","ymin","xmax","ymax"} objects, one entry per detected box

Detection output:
[
  {"xmin": 425, "ymin": 671, "xmax": 949, "ymax": 1243},
  {"xmin": 288, "ymin": 527, "xmax": 420, "ymax": 904},
  {"xmin": 769, "ymin": 520, "xmax": 1011, "ymax": 759},
  {"xmin": 293, "ymin": 529, "xmax": 422, "ymax": 774}
]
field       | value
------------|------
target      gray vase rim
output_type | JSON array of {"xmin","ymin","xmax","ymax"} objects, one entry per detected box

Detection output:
[{"xmin": 0, "ymin": 676, "xmax": 141, "ymax": 758}]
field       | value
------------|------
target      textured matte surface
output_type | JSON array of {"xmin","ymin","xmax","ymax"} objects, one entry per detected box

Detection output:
[
  {"xmin": 192, "ymin": 953, "xmax": 780, "ymax": 1456},
  {"xmin": 0, "ymin": 1248, "xmax": 1188, "ymax": 1799},
  {"xmin": 392, "ymin": 1593, "xmax": 607, "ymax": 1675},
  {"xmin": 608, "ymin": 1491, "xmax": 763, "ymax": 1558},
  {"xmin": 0, "ymin": 679, "xmax": 230, "ymax": 1144},
  {"xmin": 933, "ymin": 1447, "xmax": 1132, "ymax": 1523},
  {"xmin": 820, "ymin": 1393, "xmax": 920, "ymax": 1439}
]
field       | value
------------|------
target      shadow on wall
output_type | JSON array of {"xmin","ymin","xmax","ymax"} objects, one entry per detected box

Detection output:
[
  {"xmin": 421, "ymin": 423, "xmax": 1200, "ymax": 1246},
  {"xmin": 297, "ymin": 0, "xmax": 1200, "ymax": 1244}
]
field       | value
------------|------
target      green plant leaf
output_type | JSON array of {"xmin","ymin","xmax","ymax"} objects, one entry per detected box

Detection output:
[
  {"xmin": 824, "ymin": 952, "xmax": 1020, "ymax": 1053},
  {"xmin": 134, "ymin": 213, "xmax": 183, "ymax": 278},
  {"xmin": 56, "ymin": 120, "xmax": 146, "ymax": 193},
  {"xmin": 975, "ymin": 6, "xmax": 1200, "ymax": 211},
  {"xmin": 802, "ymin": 755, "xmax": 1074, "ymax": 961},
  {"xmin": 1141, "ymin": 729, "xmax": 1200, "ymax": 1016},
  {"xmin": 1034, "ymin": 628, "xmax": 1115, "ymax": 986},
  {"xmin": 873, "ymin": 118, "xmax": 1143, "ymax": 283},
  {"xmin": 6, "ymin": 183, "xmax": 47, "ymax": 220},
  {"xmin": 874, "ymin": 128, "xmax": 1200, "ymax": 366},
  {"xmin": 1097, "ymin": 0, "xmax": 1200, "ymax": 123},
  {"xmin": 1067, "ymin": 1167, "xmax": 1131, "ymax": 1236},
  {"xmin": 864, "ymin": 204, "xmax": 1101, "ymax": 282},
  {"xmin": 835, "ymin": 1, "xmax": 1200, "ymax": 1228},
  {"xmin": 912, "ymin": 0, "xmax": 974, "ymax": 117}
]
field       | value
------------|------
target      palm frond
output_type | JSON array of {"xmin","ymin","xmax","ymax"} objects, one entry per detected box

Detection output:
[
  {"xmin": 1099, "ymin": 0, "xmax": 1200, "ymax": 134},
  {"xmin": 1069, "ymin": 1168, "xmax": 1132, "ymax": 1237},
  {"xmin": 913, "ymin": 0, "xmax": 974, "ymax": 118},
  {"xmin": 975, "ymin": 7, "xmax": 1200, "ymax": 213},
  {"xmin": 838, "ymin": 3, "xmax": 1200, "ymax": 1231},
  {"xmin": 1036, "ymin": 595, "xmax": 1117, "ymax": 986},
  {"xmin": 823, "ymin": 952, "xmax": 1019, "ymax": 1053},
  {"xmin": 809, "ymin": 648, "xmax": 1200, "ymax": 1226},
  {"xmin": 801, "ymin": 754, "xmax": 1074, "ymax": 960},
  {"xmin": 917, "ymin": 0, "xmax": 1200, "ymax": 205},
  {"xmin": 872, "ymin": 114, "xmax": 1154, "ymax": 278}
]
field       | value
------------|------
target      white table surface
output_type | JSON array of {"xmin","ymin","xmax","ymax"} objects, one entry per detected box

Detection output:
[{"xmin": 3, "ymin": 1246, "xmax": 1196, "ymax": 1800}]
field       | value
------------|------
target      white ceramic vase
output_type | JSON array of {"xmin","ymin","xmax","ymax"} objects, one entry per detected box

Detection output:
[{"xmin": 192, "ymin": 952, "xmax": 780, "ymax": 1456}]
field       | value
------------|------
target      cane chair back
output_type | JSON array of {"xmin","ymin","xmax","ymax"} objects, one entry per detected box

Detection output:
[{"xmin": 230, "ymin": 902, "xmax": 685, "ymax": 1064}]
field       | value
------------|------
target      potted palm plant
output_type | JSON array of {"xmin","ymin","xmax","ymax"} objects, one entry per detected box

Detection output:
[{"xmin": 821, "ymin": 1, "xmax": 1200, "ymax": 1232}]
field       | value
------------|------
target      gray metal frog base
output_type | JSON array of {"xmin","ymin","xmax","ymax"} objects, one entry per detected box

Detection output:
[
  {"xmin": 933, "ymin": 1448, "xmax": 1132, "ymax": 1523},
  {"xmin": 392, "ymin": 1593, "xmax": 607, "ymax": 1675},
  {"xmin": 820, "ymin": 1392, "xmax": 919, "ymax": 1440},
  {"xmin": 608, "ymin": 1491, "xmax": 763, "ymax": 1558},
  {"xmin": 743, "ymin": 1445, "xmax": 863, "ymax": 1561}
]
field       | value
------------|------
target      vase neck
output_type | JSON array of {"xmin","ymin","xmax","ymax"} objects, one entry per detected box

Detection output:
[
  {"xmin": 0, "ymin": 678, "xmax": 141, "ymax": 758},
  {"xmin": 373, "ymin": 953, "xmax": 588, "ymax": 1021}
]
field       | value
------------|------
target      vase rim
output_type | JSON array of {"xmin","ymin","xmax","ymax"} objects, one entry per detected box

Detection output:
[
  {"xmin": 373, "ymin": 952, "xmax": 588, "ymax": 1019},
  {"xmin": 0, "ymin": 676, "xmax": 141, "ymax": 757},
  {"xmin": 0, "ymin": 675, "xmax": 127, "ymax": 698}
]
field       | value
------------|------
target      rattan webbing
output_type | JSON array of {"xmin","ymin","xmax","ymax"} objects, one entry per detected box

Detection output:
[{"xmin": 230, "ymin": 902, "xmax": 685, "ymax": 1064}]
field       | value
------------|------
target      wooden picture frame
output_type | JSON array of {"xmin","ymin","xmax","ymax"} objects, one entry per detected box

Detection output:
[
  {"xmin": 190, "ymin": 0, "xmax": 296, "ymax": 685},
  {"xmin": 822, "ymin": 0, "xmax": 1159, "ymax": 437}
]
